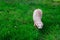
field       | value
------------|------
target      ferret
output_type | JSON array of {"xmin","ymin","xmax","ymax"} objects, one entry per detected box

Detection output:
[{"xmin": 33, "ymin": 9, "xmax": 43, "ymax": 29}]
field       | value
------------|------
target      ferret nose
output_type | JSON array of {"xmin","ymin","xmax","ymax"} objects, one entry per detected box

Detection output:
[{"xmin": 38, "ymin": 26, "xmax": 43, "ymax": 29}]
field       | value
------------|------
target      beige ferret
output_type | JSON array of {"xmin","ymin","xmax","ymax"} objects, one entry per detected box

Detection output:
[{"xmin": 33, "ymin": 9, "xmax": 43, "ymax": 29}]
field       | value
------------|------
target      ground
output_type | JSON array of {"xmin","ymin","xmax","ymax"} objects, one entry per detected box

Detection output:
[{"xmin": 0, "ymin": 0, "xmax": 60, "ymax": 40}]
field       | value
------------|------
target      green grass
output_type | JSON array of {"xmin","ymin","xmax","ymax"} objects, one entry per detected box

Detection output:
[{"xmin": 0, "ymin": 0, "xmax": 60, "ymax": 40}]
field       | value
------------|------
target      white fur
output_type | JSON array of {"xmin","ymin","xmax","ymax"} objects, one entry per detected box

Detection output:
[{"xmin": 33, "ymin": 9, "xmax": 43, "ymax": 29}]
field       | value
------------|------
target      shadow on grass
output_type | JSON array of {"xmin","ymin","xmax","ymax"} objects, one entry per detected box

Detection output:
[{"xmin": 37, "ymin": 22, "xmax": 54, "ymax": 40}]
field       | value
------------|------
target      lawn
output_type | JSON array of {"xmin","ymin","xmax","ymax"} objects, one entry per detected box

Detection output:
[{"xmin": 0, "ymin": 0, "xmax": 60, "ymax": 40}]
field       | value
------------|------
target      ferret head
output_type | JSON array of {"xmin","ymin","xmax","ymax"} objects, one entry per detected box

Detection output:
[{"xmin": 37, "ymin": 22, "xmax": 43, "ymax": 29}]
